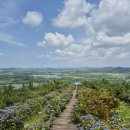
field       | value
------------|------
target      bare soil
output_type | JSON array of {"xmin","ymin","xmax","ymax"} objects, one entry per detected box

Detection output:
[{"xmin": 51, "ymin": 89, "xmax": 78, "ymax": 130}]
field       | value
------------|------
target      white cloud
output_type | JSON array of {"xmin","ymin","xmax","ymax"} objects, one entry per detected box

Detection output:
[
  {"xmin": 104, "ymin": 48, "xmax": 120, "ymax": 57},
  {"xmin": 37, "ymin": 32, "xmax": 75, "ymax": 48},
  {"xmin": 45, "ymin": 41, "xmax": 97, "ymax": 61},
  {"xmin": 38, "ymin": 38, "xmax": 129, "ymax": 62},
  {"xmin": 38, "ymin": 54, "xmax": 51, "ymax": 59},
  {"xmin": 95, "ymin": 32, "xmax": 130, "ymax": 47},
  {"xmin": 38, "ymin": 0, "xmax": 130, "ymax": 65},
  {"xmin": 53, "ymin": 0, "xmax": 92, "ymax": 28},
  {"xmin": 22, "ymin": 11, "xmax": 43, "ymax": 27},
  {"xmin": 0, "ymin": 0, "xmax": 18, "ymax": 29},
  {"xmin": 88, "ymin": 0, "xmax": 130, "ymax": 49},
  {"xmin": 118, "ymin": 52, "xmax": 129, "ymax": 58},
  {"xmin": 91, "ymin": 0, "xmax": 130, "ymax": 35},
  {"xmin": 0, "ymin": 33, "xmax": 25, "ymax": 47},
  {"xmin": 37, "ymin": 41, "xmax": 45, "ymax": 47},
  {"xmin": 0, "ymin": 17, "xmax": 16, "ymax": 29},
  {"xmin": 37, "ymin": 39, "xmax": 95, "ymax": 61}
]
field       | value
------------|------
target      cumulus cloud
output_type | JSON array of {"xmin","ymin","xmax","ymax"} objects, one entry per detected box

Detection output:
[
  {"xmin": 37, "ymin": 32, "xmax": 75, "ymax": 48},
  {"xmin": 22, "ymin": 11, "xmax": 43, "ymax": 27},
  {"xmin": 53, "ymin": 0, "xmax": 92, "ymax": 28},
  {"xmin": 95, "ymin": 32, "xmax": 130, "ymax": 47},
  {"xmin": 117, "ymin": 52, "xmax": 129, "ymax": 58},
  {"xmin": 56, "ymin": 0, "xmax": 130, "ymax": 35},
  {"xmin": 38, "ymin": 40, "xmax": 99, "ymax": 61},
  {"xmin": 38, "ymin": 37, "xmax": 129, "ymax": 62},
  {"xmin": 53, "ymin": 0, "xmax": 130, "ymax": 44},
  {"xmin": 55, "ymin": 43, "xmax": 91, "ymax": 59},
  {"xmin": 91, "ymin": 0, "xmax": 130, "ymax": 35},
  {"xmin": 54, "ymin": 46, "xmax": 128, "ymax": 61},
  {"xmin": 0, "ymin": 33, "xmax": 25, "ymax": 47},
  {"xmin": 38, "ymin": 0, "xmax": 130, "ymax": 65}
]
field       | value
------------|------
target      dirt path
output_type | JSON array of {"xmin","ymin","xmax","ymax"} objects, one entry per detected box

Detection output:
[{"xmin": 51, "ymin": 89, "xmax": 78, "ymax": 130}]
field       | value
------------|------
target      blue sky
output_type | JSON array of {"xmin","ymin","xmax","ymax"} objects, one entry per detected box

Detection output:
[{"xmin": 0, "ymin": 0, "xmax": 130, "ymax": 68}]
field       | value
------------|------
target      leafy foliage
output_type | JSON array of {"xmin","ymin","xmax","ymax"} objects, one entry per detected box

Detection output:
[
  {"xmin": 73, "ymin": 81, "xmax": 130, "ymax": 130},
  {"xmin": 0, "ymin": 80, "xmax": 72, "ymax": 130}
]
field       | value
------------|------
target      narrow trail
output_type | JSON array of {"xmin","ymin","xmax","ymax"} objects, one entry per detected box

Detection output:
[{"xmin": 51, "ymin": 89, "xmax": 78, "ymax": 130}]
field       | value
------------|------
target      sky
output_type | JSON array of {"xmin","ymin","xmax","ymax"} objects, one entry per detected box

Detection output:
[{"xmin": 0, "ymin": 0, "xmax": 130, "ymax": 68}]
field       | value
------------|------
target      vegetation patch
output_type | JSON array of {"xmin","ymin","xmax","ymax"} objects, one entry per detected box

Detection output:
[{"xmin": 73, "ymin": 81, "xmax": 130, "ymax": 130}]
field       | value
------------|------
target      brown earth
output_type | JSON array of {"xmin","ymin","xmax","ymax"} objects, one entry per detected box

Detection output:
[{"xmin": 51, "ymin": 89, "xmax": 78, "ymax": 130}]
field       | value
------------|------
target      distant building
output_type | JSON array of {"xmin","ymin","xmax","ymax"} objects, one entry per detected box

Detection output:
[{"xmin": 74, "ymin": 82, "xmax": 82, "ymax": 86}]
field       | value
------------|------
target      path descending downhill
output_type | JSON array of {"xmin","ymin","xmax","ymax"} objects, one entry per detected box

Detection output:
[{"xmin": 51, "ymin": 89, "xmax": 78, "ymax": 130}]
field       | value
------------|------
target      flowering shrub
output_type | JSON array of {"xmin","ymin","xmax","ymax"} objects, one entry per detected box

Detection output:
[
  {"xmin": 73, "ymin": 82, "xmax": 130, "ymax": 130},
  {"xmin": 0, "ymin": 111, "xmax": 24, "ymax": 130},
  {"xmin": 23, "ymin": 87, "xmax": 73, "ymax": 130},
  {"xmin": 16, "ymin": 100, "xmax": 42, "ymax": 121},
  {"xmin": 0, "ymin": 84, "xmax": 73, "ymax": 130}
]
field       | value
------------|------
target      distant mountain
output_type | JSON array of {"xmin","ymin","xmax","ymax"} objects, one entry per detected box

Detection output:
[
  {"xmin": 0, "ymin": 67, "xmax": 130, "ymax": 73},
  {"xmin": 87, "ymin": 67, "xmax": 130, "ymax": 73},
  {"xmin": 112, "ymin": 67, "xmax": 130, "ymax": 73},
  {"xmin": 72, "ymin": 67, "xmax": 130, "ymax": 73}
]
